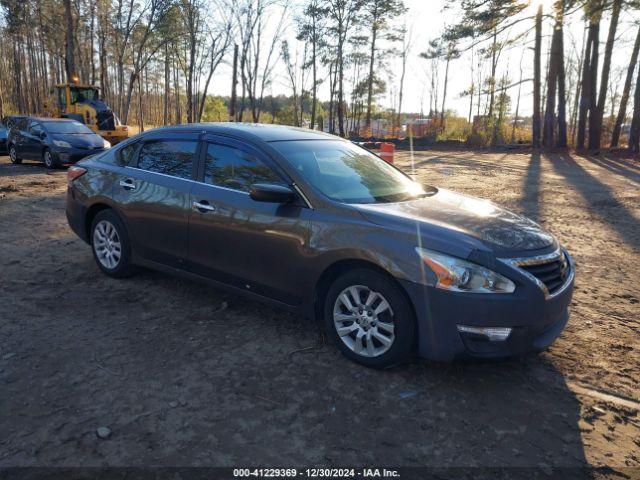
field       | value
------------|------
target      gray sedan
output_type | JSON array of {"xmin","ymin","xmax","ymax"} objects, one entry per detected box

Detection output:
[{"xmin": 65, "ymin": 124, "xmax": 574, "ymax": 368}]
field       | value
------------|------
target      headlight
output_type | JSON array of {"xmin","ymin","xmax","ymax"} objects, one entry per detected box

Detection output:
[
  {"xmin": 103, "ymin": 139, "xmax": 111, "ymax": 148},
  {"xmin": 415, "ymin": 247, "xmax": 515, "ymax": 293},
  {"xmin": 53, "ymin": 140, "xmax": 72, "ymax": 148}
]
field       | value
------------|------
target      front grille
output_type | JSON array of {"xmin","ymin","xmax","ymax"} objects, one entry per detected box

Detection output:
[{"xmin": 519, "ymin": 252, "xmax": 570, "ymax": 295}]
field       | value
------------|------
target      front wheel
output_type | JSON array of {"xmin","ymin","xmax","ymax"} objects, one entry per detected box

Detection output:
[
  {"xmin": 43, "ymin": 148, "xmax": 56, "ymax": 169},
  {"xmin": 9, "ymin": 145, "xmax": 22, "ymax": 164},
  {"xmin": 324, "ymin": 268, "xmax": 416, "ymax": 369},
  {"xmin": 91, "ymin": 210, "xmax": 133, "ymax": 278}
]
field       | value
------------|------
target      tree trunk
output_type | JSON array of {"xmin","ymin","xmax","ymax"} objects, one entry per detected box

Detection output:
[
  {"xmin": 64, "ymin": 0, "xmax": 76, "ymax": 81},
  {"xmin": 310, "ymin": 22, "xmax": 317, "ymax": 130},
  {"xmin": 630, "ymin": 60, "xmax": 640, "ymax": 153},
  {"xmin": 587, "ymin": 17, "xmax": 600, "ymax": 151},
  {"xmin": 488, "ymin": 30, "xmax": 498, "ymax": 118},
  {"xmin": 163, "ymin": 44, "xmax": 169, "ymax": 126},
  {"xmin": 532, "ymin": 5, "xmax": 542, "ymax": 148},
  {"xmin": 365, "ymin": 24, "xmax": 378, "ymax": 127},
  {"xmin": 397, "ymin": 41, "xmax": 408, "ymax": 131},
  {"xmin": 138, "ymin": 72, "xmax": 144, "ymax": 132},
  {"xmin": 557, "ymin": 17, "xmax": 567, "ymax": 148},
  {"xmin": 230, "ymin": 44, "xmax": 239, "ymax": 122},
  {"xmin": 338, "ymin": 40, "xmax": 346, "ymax": 137},
  {"xmin": 611, "ymin": 25, "xmax": 640, "ymax": 147},
  {"xmin": 577, "ymin": 19, "xmax": 597, "ymax": 150},
  {"xmin": 543, "ymin": 23, "xmax": 559, "ymax": 147},
  {"xmin": 186, "ymin": 34, "xmax": 196, "ymax": 123},
  {"xmin": 328, "ymin": 62, "xmax": 334, "ymax": 134},
  {"xmin": 592, "ymin": 0, "xmax": 621, "ymax": 151},
  {"xmin": 174, "ymin": 60, "xmax": 181, "ymax": 124},
  {"xmin": 440, "ymin": 56, "xmax": 450, "ymax": 130},
  {"xmin": 512, "ymin": 59, "xmax": 523, "ymax": 143},
  {"xmin": 89, "ymin": 2, "xmax": 96, "ymax": 85}
]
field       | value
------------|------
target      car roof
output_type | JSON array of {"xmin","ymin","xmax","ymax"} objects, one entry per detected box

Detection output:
[
  {"xmin": 143, "ymin": 123, "xmax": 341, "ymax": 143},
  {"xmin": 32, "ymin": 117, "xmax": 81, "ymax": 123}
]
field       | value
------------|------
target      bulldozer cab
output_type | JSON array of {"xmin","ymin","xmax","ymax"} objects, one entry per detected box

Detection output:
[{"xmin": 54, "ymin": 84, "xmax": 100, "ymax": 110}]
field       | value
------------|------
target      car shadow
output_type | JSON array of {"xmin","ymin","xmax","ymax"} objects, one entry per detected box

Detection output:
[{"xmin": 0, "ymin": 158, "xmax": 67, "ymax": 177}]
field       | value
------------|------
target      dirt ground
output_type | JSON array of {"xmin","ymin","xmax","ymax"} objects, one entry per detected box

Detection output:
[{"xmin": 0, "ymin": 149, "xmax": 639, "ymax": 476}]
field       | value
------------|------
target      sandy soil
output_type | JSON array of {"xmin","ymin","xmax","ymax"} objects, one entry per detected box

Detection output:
[{"xmin": 0, "ymin": 149, "xmax": 638, "ymax": 476}]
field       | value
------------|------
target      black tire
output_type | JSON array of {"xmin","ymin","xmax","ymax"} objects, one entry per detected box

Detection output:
[
  {"xmin": 90, "ymin": 209, "xmax": 133, "ymax": 278},
  {"xmin": 9, "ymin": 145, "xmax": 22, "ymax": 164},
  {"xmin": 43, "ymin": 148, "xmax": 57, "ymax": 169},
  {"xmin": 323, "ymin": 268, "xmax": 416, "ymax": 369}
]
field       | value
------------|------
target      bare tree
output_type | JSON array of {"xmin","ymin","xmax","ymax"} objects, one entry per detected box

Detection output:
[{"xmin": 611, "ymin": 24, "xmax": 640, "ymax": 147}]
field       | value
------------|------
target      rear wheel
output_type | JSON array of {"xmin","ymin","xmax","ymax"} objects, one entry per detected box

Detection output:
[
  {"xmin": 43, "ymin": 148, "xmax": 56, "ymax": 169},
  {"xmin": 91, "ymin": 210, "xmax": 133, "ymax": 278},
  {"xmin": 323, "ymin": 268, "xmax": 416, "ymax": 368},
  {"xmin": 9, "ymin": 145, "xmax": 21, "ymax": 164}
]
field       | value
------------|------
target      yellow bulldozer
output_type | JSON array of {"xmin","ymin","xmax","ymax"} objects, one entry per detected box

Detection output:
[{"xmin": 44, "ymin": 83, "xmax": 129, "ymax": 145}]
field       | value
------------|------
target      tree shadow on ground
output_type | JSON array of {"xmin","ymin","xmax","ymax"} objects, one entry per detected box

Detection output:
[
  {"xmin": 517, "ymin": 152, "xmax": 542, "ymax": 223},
  {"xmin": 549, "ymin": 153, "xmax": 640, "ymax": 249},
  {"xmin": 578, "ymin": 154, "xmax": 640, "ymax": 185}
]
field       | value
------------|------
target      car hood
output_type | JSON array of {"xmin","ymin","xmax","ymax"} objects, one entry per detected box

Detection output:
[
  {"xmin": 51, "ymin": 133, "xmax": 104, "ymax": 148},
  {"xmin": 355, "ymin": 188, "xmax": 555, "ymax": 253}
]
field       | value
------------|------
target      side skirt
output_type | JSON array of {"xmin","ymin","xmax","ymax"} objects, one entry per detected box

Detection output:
[{"xmin": 134, "ymin": 256, "xmax": 304, "ymax": 315}]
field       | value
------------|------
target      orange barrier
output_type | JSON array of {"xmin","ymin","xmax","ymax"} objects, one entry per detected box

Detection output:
[{"xmin": 378, "ymin": 142, "xmax": 395, "ymax": 164}]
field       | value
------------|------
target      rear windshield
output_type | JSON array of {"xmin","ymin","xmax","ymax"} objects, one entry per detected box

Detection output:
[{"xmin": 42, "ymin": 121, "xmax": 93, "ymax": 134}]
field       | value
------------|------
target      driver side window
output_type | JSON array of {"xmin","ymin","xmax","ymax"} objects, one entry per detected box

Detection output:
[
  {"xmin": 28, "ymin": 122, "xmax": 43, "ymax": 136},
  {"xmin": 204, "ymin": 143, "xmax": 285, "ymax": 192}
]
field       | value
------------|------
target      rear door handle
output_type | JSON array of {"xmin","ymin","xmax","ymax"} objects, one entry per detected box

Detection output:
[
  {"xmin": 119, "ymin": 178, "xmax": 136, "ymax": 190},
  {"xmin": 192, "ymin": 200, "xmax": 216, "ymax": 212}
]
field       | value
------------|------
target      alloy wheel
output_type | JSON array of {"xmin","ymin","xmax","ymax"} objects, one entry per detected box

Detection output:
[
  {"xmin": 44, "ymin": 150, "xmax": 53, "ymax": 168},
  {"xmin": 333, "ymin": 285, "xmax": 395, "ymax": 357},
  {"xmin": 9, "ymin": 147, "xmax": 17, "ymax": 163},
  {"xmin": 93, "ymin": 220, "xmax": 122, "ymax": 270}
]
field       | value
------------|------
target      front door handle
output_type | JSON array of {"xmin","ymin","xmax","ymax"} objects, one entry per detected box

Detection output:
[
  {"xmin": 192, "ymin": 200, "xmax": 216, "ymax": 212},
  {"xmin": 119, "ymin": 178, "xmax": 136, "ymax": 190}
]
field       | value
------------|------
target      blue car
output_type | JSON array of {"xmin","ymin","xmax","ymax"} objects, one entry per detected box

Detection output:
[
  {"xmin": 8, "ymin": 117, "xmax": 110, "ymax": 168},
  {"xmin": 65, "ymin": 124, "xmax": 574, "ymax": 368},
  {"xmin": 0, "ymin": 123, "xmax": 7, "ymax": 154}
]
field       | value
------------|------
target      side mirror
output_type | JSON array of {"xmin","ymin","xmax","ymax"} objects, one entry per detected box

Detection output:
[
  {"xmin": 39, "ymin": 131, "xmax": 46, "ymax": 139},
  {"xmin": 250, "ymin": 183, "xmax": 296, "ymax": 204}
]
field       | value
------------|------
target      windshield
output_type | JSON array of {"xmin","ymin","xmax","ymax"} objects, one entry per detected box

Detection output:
[
  {"xmin": 271, "ymin": 140, "xmax": 425, "ymax": 204},
  {"xmin": 42, "ymin": 121, "xmax": 93, "ymax": 134},
  {"xmin": 70, "ymin": 87, "xmax": 98, "ymax": 103}
]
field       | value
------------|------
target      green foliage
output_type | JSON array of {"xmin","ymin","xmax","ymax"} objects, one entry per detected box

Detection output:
[
  {"xmin": 437, "ymin": 115, "xmax": 471, "ymax": 141},
  {"xmin": 201, "ymin": 96, "xmax": 228, "ymax": 122}
]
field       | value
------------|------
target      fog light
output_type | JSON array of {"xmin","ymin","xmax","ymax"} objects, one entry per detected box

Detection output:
[{"xmin": 457, "ymin": 325, "xmax": 512, "ymax": 342}]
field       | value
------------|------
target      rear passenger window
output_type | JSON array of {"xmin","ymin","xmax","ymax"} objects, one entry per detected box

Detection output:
[
  {"xmin": 137, "ymin": 140, "xmax": 197, "ymax": 180},
  {"xmin": 204, "ymin": 143, "xmax": 284, "ymax": 192},
  {"xmin": 119, "ymin": 141, "xmax": 139, "ymax": 166}
]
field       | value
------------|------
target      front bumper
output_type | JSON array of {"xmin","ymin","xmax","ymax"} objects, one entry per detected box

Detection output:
[
  {"xmin": 400, "ymin": 259, "xmax": 574, "ymax": 362},
  {"xmin": 54, "ymin": 147, "xmax": 107, "ymax": 164}
]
